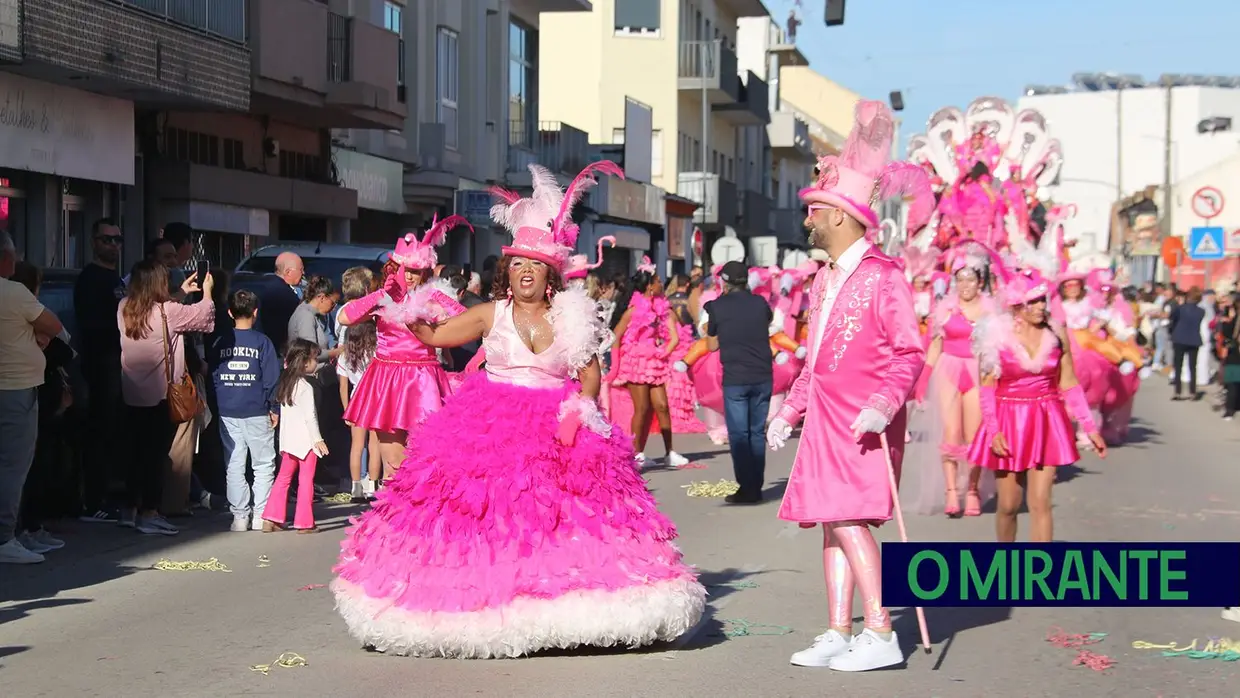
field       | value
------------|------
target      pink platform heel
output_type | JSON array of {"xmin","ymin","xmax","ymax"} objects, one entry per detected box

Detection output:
[
  {"xmin": 964, "ymin": 489, "xmax": 982, "ymax": 517},
  {"xmin": 944, "ymin": 487, "xmax": 962, "ymax": 518}
]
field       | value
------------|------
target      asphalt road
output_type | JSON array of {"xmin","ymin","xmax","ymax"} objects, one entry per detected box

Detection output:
[{"xmin": 2, "ymin": 378, "xmax": 1238, "ymax": 697}]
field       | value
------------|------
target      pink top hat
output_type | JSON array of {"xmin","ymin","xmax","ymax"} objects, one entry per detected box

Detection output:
[
  {"xmin": 390, "ymin": 214, "xmax": 473, "ymax": 270},
  {"xmin": 801, "ymin": 101, "xmax": 934, "ymax": 233},
  {"xmin": 490, "ymin": 161, "xmax": 625, "ymax": 272},
  {"xmin": 1006, "ymin": 269, "xmax": 1050, "ymax": 307},
  {"xmin": 563, "ymin": 236, "xmax": 616, "ymax": 281}
]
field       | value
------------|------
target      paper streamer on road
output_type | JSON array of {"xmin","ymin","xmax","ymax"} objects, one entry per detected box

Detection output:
[
  {"xmin": 719, "ymin": 619, "xmax": 794, "ymax": 637},
  {"xmin": 1046, "ymin": 628, "xmax": 1113, "ymax": 672},
  {"xmin": 257, "ymin": 555, "xmax": 271, "ymax": 568},
  {"xmin": 682, "ymin": 480, "xmax": 740, "ymax": 497},
  {"xmin": 1133, "ymin": 638, "xmax": 1240, "ymax": 661},
  {"xmin": 151, "ymin": 558, "xmax": 231, "ymax": 572},
  {"xmin": 250, "ymin": 652, "xmax": 308, "ymax": 675}
]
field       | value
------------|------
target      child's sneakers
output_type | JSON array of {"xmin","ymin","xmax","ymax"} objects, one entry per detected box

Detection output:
[{"xmin": 231, "ymin": 515, "xmax": 250, "ymax": 532}]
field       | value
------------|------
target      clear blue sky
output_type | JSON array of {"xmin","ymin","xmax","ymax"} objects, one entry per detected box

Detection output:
[{"xmin": 769, "ymin": 0, "xmax": 1239, "ymax": 150}]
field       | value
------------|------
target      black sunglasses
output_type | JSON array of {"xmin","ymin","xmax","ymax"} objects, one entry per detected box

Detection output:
[{"xmin": 95, "ymin": 235, "xmax": 123, "ymax": 244}]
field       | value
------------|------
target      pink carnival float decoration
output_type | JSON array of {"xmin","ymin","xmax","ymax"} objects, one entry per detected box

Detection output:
[{"xmin": 906, "ymin": 96, "xmax": 1065, "ymax": 252}]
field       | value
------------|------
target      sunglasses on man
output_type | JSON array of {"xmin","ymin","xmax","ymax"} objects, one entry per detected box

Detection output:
[{"xmin": 96, "ymin": 235, "xmax": 123, "ymax": 245}]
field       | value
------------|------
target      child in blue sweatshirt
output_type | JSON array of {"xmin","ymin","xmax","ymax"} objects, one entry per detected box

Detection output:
[{"xmin": 209, "ymin": 290, "xmax": 281, "ymax": 532}]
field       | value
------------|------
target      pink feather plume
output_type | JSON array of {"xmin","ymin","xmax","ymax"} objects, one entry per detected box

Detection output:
[
  {"xmin": 838, "ymin": 100, "xmax": 894, "ymax": 179},
  {"xmin": 878, "ymin": 161, "xmax": 935, "ymax": 232},
  {"xmin": 553, "ymin": 161, "xmax": 625, "ymax": 242},
  {"xmin": 421, "ymin": 214, "xmax": 473, "ymax": 249}
]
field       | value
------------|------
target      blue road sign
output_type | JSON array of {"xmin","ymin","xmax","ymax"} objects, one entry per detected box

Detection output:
[{"xmin": 1188, "ymin": 226, "xmax": 1226, "ymax": 261}]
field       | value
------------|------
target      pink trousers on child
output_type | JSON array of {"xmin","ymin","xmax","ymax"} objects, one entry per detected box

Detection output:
[{"xmin": 262, "ymin": 451, "xmax": 318, "ymax": 530}]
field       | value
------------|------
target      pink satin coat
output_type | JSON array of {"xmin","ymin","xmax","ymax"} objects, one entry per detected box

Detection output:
[{"xmin": 775, "ymin": 246, "xmax": 926, "ymax": 524}]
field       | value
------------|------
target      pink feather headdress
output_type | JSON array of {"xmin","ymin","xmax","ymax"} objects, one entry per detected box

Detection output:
[
  {"xmin": 390, "ymin": 214, "xmax": 472, "ymax": 270},
  {"xmin": 801, "ymin": 101, "xmax": 934, "ymax": 236},
  {"xmin": 901, "ymin": 245, "xmax": 940, "ymax": 281},
  {"xmin": 636, "ymin": 255, "xmax": 656, "ymax": 274},
  {"xmin": 490, "ymin": 161, "xmax": 625, "ymax": 270}
]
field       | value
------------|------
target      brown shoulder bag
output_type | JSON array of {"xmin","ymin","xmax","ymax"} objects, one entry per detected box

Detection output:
[{"xmin": 159, "ymin": 303, "xmax": 199, "ymax": 424}]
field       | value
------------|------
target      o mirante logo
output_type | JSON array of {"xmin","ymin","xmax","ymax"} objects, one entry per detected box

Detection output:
[{"xmin": 881, "ymin": 543, "xmax": 1240, "ymax": 608}]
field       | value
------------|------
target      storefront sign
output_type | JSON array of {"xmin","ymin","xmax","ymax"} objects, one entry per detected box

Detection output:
[
  {"xmin": 597, "ymin": 177, "xmax": 664, "ymax": 226},
  {"xmin": 332, "ymin": 147, "xmax": 405, "ymax": 214},
  {"xmin": 185, "ymin": 201, "xmax": 270, "ymax": 237},
  {"xmin": 455, "ymin": 189, "xmax": 494, "ymax": 227},
  {"xmin": 0, "ymin": 73, "xmax": 134, "ymax": 184},
  {"xmin": 667, "ymin": 216, "xmax": 689, "ymax": 260},
  {"xmin": 0, "ymin": 0, "xmax": 20, "ymax": 52}
]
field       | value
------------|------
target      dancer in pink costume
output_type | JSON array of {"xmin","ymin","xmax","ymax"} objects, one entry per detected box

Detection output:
[
  {"xmin": 337, "ymin": 217, "xmax": 470, "ymax": 480},
  {"xmin": 969, "ymin": 271, "xmax": 1107, "ymax": 543},
  {"xmin": 609, "ymin": 256, "xmax": 689, "ymax": 467},
  {"xmin": 1050, "ymin": 271, "xmax": 1138, "ymax": 447},
  {"xmin": 332, "ymin": 162, "xmax": 705, "ymax": 658},
  {"xmin": 767, "ymin": 100, "xmax": 932, "ymax": 672},
  {"xmin": 758, "ymin": 266, "xmax": 809, "ymax": 422},
  {"xmin": 909, "ymin": 242, "xmax": 1001, "ymax": 518},
  {"xmin": 685, "ymin": 266, "xmax": 729, "ymax": 444}
]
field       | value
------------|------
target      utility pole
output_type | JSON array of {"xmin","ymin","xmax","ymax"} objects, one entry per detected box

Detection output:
[{"xmin": 1162, "ymin": 76, "xmax": 1174, "ymax": 281}]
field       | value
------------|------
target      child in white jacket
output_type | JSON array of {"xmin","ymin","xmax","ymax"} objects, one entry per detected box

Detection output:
[{"xmin": 261, "ymin": 339, "xmax": 329, "ymax": 533}]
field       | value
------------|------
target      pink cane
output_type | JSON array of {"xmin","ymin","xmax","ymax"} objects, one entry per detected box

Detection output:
[{"xmin": 879, "ymin": 432, "xmax": 933, "ymax": 654}]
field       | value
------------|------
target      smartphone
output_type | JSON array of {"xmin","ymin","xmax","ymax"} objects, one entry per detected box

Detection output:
[{"xmin": 195, "ymin": 260, "xmax": 209, "ymax": 281}]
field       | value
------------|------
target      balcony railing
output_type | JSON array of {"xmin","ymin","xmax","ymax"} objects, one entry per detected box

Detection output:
[
  {"xmin": 115, "ymin": 0, "xmax": 247, "ymax": 44},
  {"xmin": 507, "ymin": 119, "xmax": 591, "ymax": 175},
  {"xmin": 768, "ymin": 111, "xmax": 813, "ymax": 161},
  {"xmin": 327, "ymin": 12, "xmax": 351, "ymax": 82},
  {"xmin": 677, "ymin": 40, "xmax": 740, "ymax": 103}
]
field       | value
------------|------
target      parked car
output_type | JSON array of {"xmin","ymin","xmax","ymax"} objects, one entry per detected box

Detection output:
[{"xmin": 234, "ymin": 242, "xmax": 391, "ymax": 283}]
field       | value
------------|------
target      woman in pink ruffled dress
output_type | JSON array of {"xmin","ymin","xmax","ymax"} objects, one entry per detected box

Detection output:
[
  {"xmin": 336, "ymin": 217, "xmax": 470, "ymax": 480},
  {"xmin": 332, "ymin": 162, "xmax": 705, "ymax": 658},
  {"xmin": 609, "ymin": 258, "xmax": 688, "ymax": 468},
  {"xmin": 969, "ymin": 271, "xmax": 1107, "ymax": 542},
  {"xmin": 913, "ymin": 244, "xmax": 999, "ymax": 518}
]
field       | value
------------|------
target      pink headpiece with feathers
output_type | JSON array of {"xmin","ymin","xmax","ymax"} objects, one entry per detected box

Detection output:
[
  {"xmin": 564, "ymin": 236, "xmax": 616, "ymax": 280},
  {"xmin": 1005, "ymin": 268, "xmax": 1050, "ymax": 307},
  {"xmin": 902, "ymin": 245, "xmax": 939, "ymax": 281},
  {"xmin": 391, "ymin": 214, "xmax": 473, "ymax": 269},
  {"xmin": 801, "ymin": 100, "xmax": 934, "ymax": 234},
  {"xmin": 636, "ymin": 255, "xmax": 656, "ymax": 274},
  {"xmin": 490, "ymin": 161, "xmax": 625, "ymax": 270}
]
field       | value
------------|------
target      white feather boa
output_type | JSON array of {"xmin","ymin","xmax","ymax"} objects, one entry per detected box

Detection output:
[
  {"xmin": 557, "ymin": 393, "xmax": 613, "ymax": 440},
  {"xmin": 547, "ymin": 283, "xmax": 606, "ymax": 372},
  {"xmin": 377, "ymin": 278, "xmax": 466, "ymax": 325}
]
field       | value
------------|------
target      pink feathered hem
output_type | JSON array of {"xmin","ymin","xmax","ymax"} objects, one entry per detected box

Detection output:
[{"xmin": 332, "ymin": 577, "xmax": 705, "ymax": 658}]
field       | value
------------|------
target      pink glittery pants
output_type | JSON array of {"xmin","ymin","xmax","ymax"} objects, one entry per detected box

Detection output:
[{"xmin": 823, "ymin": 523, "xmax": 890, "ymax": 630}]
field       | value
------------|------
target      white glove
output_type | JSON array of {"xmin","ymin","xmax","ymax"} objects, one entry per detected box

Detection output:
[
  {"xmin": 849, "ymin": 408, "xmax": 889, "ymax": 441},
  {"xmin": 767, "ymin": 418, "xmax": 792, "ymax": 451}
]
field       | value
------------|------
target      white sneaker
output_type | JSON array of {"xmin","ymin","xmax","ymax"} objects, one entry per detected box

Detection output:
[
  {"xmin": 0, "ymin": 538, "xmax": 45, "ymax": 564},
  {"xmin": 251, "ymin": 515, "xmax": 265, "ymax": 531},
  {"xmin": 361, "ymin": 478, "xmax": 377, "ymax": 499},
  {"xmin": 665, "ymin": 451, "xmax": 690, "ymax": 468},
  {"xmin": 1138, "ymin": 366, "xmax": 1153, "ymax": 380},
  {"xmin": 827, "ymin": 629, "xmax": 904, "ymax": 672},
  {"xmin": 634, "ymin": 453, "xmax": 647, "ymax": 469},
  {"xmin": 1222, "ymin": 607, "xmax": 1240, "ymax": 623},
  {"xmin": 31, "ymin": 529, "xmax": 64, "ymax": 550},
  {"xmin": 136, "ymin": 515, "xmax": 179, "ymax": 536},
  {"xmin": 790, "ymin": 630, "xmax": 852, "ymax": 667},
  {"xmin": 17, "ymin": 532, "xmax": 55, "ymax": 554},
  {"xmin": 231, "ymin": 515, "xmax": 250, "ymax": 532}
]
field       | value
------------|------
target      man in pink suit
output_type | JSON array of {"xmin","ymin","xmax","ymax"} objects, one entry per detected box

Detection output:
[{"xmin": 766, "ymin": 100, "xmax": 933, "ymax": 672}]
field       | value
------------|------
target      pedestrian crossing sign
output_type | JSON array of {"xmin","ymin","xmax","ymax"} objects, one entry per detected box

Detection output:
[{"xmin": 1188, "ymin": 227, "xmax": 1226, "ymax": 260}]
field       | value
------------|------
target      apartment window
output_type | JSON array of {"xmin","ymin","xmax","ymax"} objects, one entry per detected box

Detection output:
[
  {"xmin": 509, "ymin": 20, "xmax": 537, "ymax": 148},
  {"xmin": 612, "ymin": 128, "xmax": 625, "ymax": 145},
  {"xmin": 165, "ymin": 127, "xmax": 219, "ymax": 167},
  {"xmin": 651, "ymin": 129, "xmax": 663, "ymax": 177},
  {"xmin": 437, "ymin": 28, "xmax": 459, "ymax": 149},
  {"xmin": 279, "ymin": 151, "xmax": 324, "ymax": 181},
  {"xmin": 615, "ymin": 0, "xmax": 661, "ymax": 34},
  {"xmin": 384, "ymin": 2, "xmax": 405, "ymax": 103},
  {"xmin": 222, "ymin": 138, "xmax": 245, "ymax": 171}
]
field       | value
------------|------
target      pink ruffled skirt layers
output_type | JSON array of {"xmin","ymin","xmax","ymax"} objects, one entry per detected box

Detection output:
[
  {"xmin": 343, "ymin": 357, "xmax": 451, "ymax": 434},
  {"xmin": 332, "ymin": 374, "xmax": 705, "ymax": 658}
]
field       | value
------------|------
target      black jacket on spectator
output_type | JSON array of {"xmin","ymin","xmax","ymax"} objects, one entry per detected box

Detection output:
[{"xmin": 1170, "ymin": 302, "xmax": 1206, "ymax": 346}]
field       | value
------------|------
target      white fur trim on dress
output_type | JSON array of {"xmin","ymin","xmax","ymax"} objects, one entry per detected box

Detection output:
[
  {"xmin": 558, "ymin": 394, "xmax": 613, "ymax": 439},
  {"xmin": 332, "ymin": 577, "xmax": 706, "ymax": 659},
  {"xmin": 548, "ymin": 284, "xmax": 605, "ymax": 371},
  {"xmin": 379, "ymin": 278, "xmax": 463, "ymax": 325}
]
